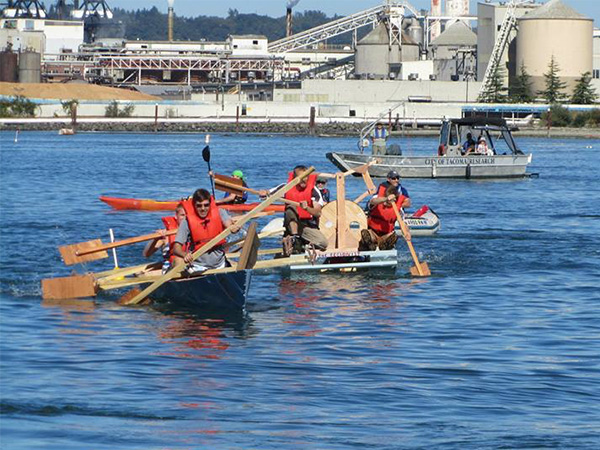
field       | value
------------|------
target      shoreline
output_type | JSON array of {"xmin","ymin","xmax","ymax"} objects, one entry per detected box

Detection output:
[{"xmin": 1, "ymin": 119, "xmax": 599, "ymax": 139}]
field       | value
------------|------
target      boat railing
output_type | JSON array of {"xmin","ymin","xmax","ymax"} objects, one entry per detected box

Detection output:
[{"xmin": 357, "ymin": 102, "xmax": 406, "ymax": 153}]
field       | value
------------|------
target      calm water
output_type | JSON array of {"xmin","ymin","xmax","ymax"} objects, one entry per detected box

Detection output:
[{"xmin": 1, "ymin": 131, "xmax": 599, "ymax": 449}]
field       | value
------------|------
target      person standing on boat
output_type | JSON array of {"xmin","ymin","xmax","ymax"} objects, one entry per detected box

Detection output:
[
  {"xmin": 370, "ymin": 123, "xmax": 389, "ymax": 156},
  {"xmin": 143, "ymin": 204, "xmax": 187, "ymax": 273},
  {"xmin": 282, "ymin": 165, "xmax": 329, "ymax": 256},
  {"xmin": 359, "ymin": 170, "xmax": 411, "ymax": 251},
  {"xmin": 172, "ymin": 188, "xmax": 240, "ymax": 274}
]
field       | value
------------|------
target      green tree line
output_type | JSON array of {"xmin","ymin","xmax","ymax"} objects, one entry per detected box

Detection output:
[{"xmin": 110, "ymin": 7, "xmax": 346, "ymax": 43}]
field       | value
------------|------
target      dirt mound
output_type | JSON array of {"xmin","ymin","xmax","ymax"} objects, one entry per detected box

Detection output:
[{"xmin": 0, "ymin": 82, "xmax": 159, "ymax": 101}]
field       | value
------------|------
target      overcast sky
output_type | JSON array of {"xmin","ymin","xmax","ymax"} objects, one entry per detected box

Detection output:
[{"xmin": 114, "ymin": 0, "xmax": 598, "ymax": 22}]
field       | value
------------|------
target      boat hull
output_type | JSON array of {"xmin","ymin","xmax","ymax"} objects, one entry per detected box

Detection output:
[
  {"xmin": 99, "ymin": 196, "xmax": 285, "ymax": 213},
  {"xmin": 287, "ymin": 249, "xmax": 398, "ymax": 272},
  {"xmin": 327, "ymin": 152, "xmax": 533, "ymax": 179},
  {"xmin": 151, "ymin": 270, "xmax": 252, "ymax": 311}
]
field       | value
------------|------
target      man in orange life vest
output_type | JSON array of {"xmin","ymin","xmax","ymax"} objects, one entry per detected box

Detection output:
[
  {"xmin": 359, "ymin": 170, "xmax": 411, "ymax": 251},
  {"xmin": 171, "ymin": 188, "xmax": 240, "ymax": 274},
  {"xmin": 282, "ymin": 165, "xmax": 329, "ymax": 256},
  {"xmin": 143, "ymin": 204, "xmax": 186, "ymax": 273}
]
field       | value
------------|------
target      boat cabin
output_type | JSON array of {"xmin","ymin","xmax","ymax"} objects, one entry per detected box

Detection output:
[{"xmin": 438, "ymin": 117, "xmax": 524, "ymax": 157}]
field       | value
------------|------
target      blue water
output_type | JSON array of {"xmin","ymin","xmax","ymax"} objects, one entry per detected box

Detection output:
[{"xmin": 1, "ymin": 131, "xmax": 599, "ymax": 449}]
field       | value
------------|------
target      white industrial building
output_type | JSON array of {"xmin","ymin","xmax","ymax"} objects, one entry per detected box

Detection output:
[{"xmin": 0, "ymin": 17, "xmax": 84, "ymax": 57}]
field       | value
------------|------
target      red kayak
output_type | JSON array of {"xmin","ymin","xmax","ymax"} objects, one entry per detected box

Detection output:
[{"xmin": 99, "ymin": 196, "xmax": 285, "ymax": 213}]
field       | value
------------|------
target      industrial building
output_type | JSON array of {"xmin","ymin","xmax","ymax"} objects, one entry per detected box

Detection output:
[{"xmin": 0, "ymin": 0, "xmax": 597, "ymax": 105}]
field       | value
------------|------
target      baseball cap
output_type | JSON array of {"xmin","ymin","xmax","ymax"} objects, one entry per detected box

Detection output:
[
  {"xmin": 316, "ymin": 176, "xmax": 328, "ymax": 183},
  {"xmin": 232, "ymin": 169, "xmax": 245, "ymax": 179},
  {"xmin": 387, "ymin": 170, "xmax": 400, "ymax": 179}
]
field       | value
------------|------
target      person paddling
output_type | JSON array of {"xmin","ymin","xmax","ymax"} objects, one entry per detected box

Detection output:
[
  {"xmin": 281, "ymin": 165, "xmax": 329, "ymax": 256},
  {"xmin": 172, "ymin": 188, "xmax": 241, "ymax": 274},
  {"xmin": 143, "ymin": 204, "xmax": 187, "ymax": 273},
  {"xmin": 214, "ymin": 169, "xmax": 249, "ymax": 205},
  {"xmin": 359, "ymin": 170, "xmax": 411, "ymax": 251}
]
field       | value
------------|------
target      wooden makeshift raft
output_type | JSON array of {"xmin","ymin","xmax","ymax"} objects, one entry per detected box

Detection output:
[{"xmin": 41, "ymin": 162, "xmax": 430, "ymax": 306}]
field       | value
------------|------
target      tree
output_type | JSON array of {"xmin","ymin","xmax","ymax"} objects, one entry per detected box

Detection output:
[
  {"xmin": 479, "ymin": 64, "xmax": 508, "ymax": 103},
  {"xmin": 571, "ymin": 72, "xmax": 598, "ymax": 105},
  {"xmin": 509, "ymin": 62, "xmax": 534, "ymax": 103},
  {"xmin": 538, "ymin": 56, "xmax": 567, "ymax": 104}
]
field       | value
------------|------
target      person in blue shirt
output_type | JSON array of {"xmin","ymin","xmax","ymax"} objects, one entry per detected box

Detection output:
[
  {"xmin": 462, "ymin": 132, "xmax": 476, "ymax": 155},
  {"xmin": 215, "ymin": 169, "xmax": 249, "ymax": 205}
]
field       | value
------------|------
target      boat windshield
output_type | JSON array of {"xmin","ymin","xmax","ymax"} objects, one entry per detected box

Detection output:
[{"xmin": 467, "ymin": 125, "xmax": 520, "ymax": 155}]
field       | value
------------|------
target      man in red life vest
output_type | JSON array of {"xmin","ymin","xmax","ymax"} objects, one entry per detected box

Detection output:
[
  {"xmin": 282, "ymin": 165, "xmax": 329, "ymax": 256},
  {"xmin": 171, "ymin": 188, "xmax": 240, "ymax": 274},
  {"xmin": 359, "ymin": 170, "xmax": 411, "ymax": 251},
  {"xmin": 143, "ymin": 204, "xmax": 186, "ymax": 273}
]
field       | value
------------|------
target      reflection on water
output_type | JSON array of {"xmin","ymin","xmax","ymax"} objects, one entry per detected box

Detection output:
[{"xmin": 152, "ymin": 310, "xmax": 256, "ymax": 360}]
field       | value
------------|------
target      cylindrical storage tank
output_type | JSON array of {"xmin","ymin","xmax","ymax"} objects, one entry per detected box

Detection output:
[
  {"xmin": 355, "ymin": 22, "xmax": 400, "ymax": 79},
  {"xmin": 0, "ymin": 51, "xmax": 19, "ymax": 82},
  {"xmin": 18, "ymin": 51, "xmax": 42, "ymax": 83},
  {"xmin": 516, "ymin": 0, "xmax": 593, "ymax": 96},
  {"xmin": 408, "ymin": 21, "xmax": 424, "ymax": 48}
]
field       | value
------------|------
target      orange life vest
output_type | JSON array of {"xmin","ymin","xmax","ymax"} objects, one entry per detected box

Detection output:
[
  {"xmin": 161, "ymin": 216, "xmax": 182, "ymax": 263},
  {"xmin": 368, "ymin": 183, "xmax": 408, "ymax": 234},
  {"xmin": 284, "ymin": 172, "xmax": 317, "ymax": 220},
  {"xmin": 180, "ymin": 197, "xmax": 226, "ymax": 251}
]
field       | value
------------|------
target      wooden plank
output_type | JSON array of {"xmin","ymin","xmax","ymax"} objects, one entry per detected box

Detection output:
[
  {"xmin": 336, "ymin": 173, "xmax": 347, "ymax": 249},
  {"xmin": 41, "ymin": 274, "xmax": 98, "ymax": 300},
  {"xmin": 236, "ymin": 222, "xmax": 260, "ymax": 270},
  {"xmin": 59, "ymin": 239, "xmax": 109, "ymax": 266}
]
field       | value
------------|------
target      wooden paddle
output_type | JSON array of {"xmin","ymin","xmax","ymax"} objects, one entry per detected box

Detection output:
[
  {"xmin": 214, "ymin": 173, "xmax": 300, "ymax": 207},
  {"xmin": 120, "ymin": 167, "xmax": 316, "ymax": 305},
  {"xmin": 59, "ymin": 229, "xmax": 177, "ymax": 266},
  {"xmin": 391, "ymin": 202, "xmax": 431, "ymax": 277}
]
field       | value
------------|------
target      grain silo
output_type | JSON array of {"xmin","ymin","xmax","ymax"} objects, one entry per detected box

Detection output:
[
  {"xmin": 355, "ymin": 22, "xmax": 419, "ymax": 79},
  {"xmin": 516, "ymin": 0, "xmax": 593, "ymax": 95},
  {"xmin": 18, "ymin": 51, "xmax": 42, "ymax": 83}
]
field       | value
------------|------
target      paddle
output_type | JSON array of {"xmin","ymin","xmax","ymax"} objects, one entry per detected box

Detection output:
[
  {"xmin": 202, "ymin": 135, "xmax": 215, "ymax": 197},
  {"xmin": 120, "ymin": 166, "xmax": 316, "ymax": 305},
  {"xmin": 391, "ymin": 202, "xmax": 431, "ymax": 277},
  {"xmin": 214, "ymin": 173, "xmax": 300, "ymax": 207},
  {"xmin": 59, "ymin": 229, "xmax": 178, "ymax": 266}
]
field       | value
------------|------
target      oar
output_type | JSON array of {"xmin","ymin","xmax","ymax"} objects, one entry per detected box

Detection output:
[
  {"xmin": 214, "ymin": 174, "xmax": 300, "ymax": 207},
  {"xmin": 202, "ymin": 135, "xmax": 215, "ymax": 198},
  {"xmin": 59, "ymin": 229, "xmax": 177, "ymax": 266},
  {"xmin": 120, "ymin": 167, "xmax": 316, "ymax": 306},
  {"xmin": 391, "ymin": 202, "xmax": 431, "ymax": 277}
]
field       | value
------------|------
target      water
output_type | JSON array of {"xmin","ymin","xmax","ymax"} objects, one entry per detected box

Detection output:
[{"xmin": 1, "ymin": 131, "xmax": 599, "ymax": 449}]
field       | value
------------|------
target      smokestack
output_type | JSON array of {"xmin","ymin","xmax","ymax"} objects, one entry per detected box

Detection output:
[
  {"xmin": 286, "ymin": 0, "xmax": 300, "ymax": 38},
  {"xmin": 286, "ymin": 8, "xmax": 293, "ymax": 37},
  {"xmin": 167, "ymin": 0, "xmax": 174, "ymax": 41},
  {"xmin": 431, "ymin": 0, "xmax": 441, "ymax": 41}
]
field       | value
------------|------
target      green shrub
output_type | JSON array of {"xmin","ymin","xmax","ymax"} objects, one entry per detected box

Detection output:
[
  {"xmin": 0, "ymin": 96, "xmax": 36, "ymax": 118},
  {"xmin": 105, "ymin": 100, "xmax": 135, "ymax": 117}
]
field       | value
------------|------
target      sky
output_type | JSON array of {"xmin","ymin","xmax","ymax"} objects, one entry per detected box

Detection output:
[{"xmin": 114, "ymin": 0, "xmax": 599, "ymax": 22}]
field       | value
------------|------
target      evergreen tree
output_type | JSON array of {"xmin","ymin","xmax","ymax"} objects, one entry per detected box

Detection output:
[
  {"xmin": 571, "ymin": 72, "xmax": 598, "ymax": 105},
  {"xmin": 538, "ymin": 55, "xmax": 567, "ymax": 104},
  {"xmin": 509, "ymin": 62, "xmax": 534, "ymax": 103},
  {"xmin": 479, "ymin": 64, "xmax": 508, "ymax": 103}
]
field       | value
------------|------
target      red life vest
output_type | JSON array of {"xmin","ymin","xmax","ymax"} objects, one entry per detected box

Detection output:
[
  {"xmin": 284, "ymin": 172, "xmax": 317, "ymax": 220},
  {"xmin": 368, "ymin": 183, "xmax": 408, "ymax": 234},
  {"xmin": 161, "ymin": 216, "xmax": 181, "ymax": 263},
  {"xmin": 181, "ymin": 197, "xmax": 226, "ymax": 251}
]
